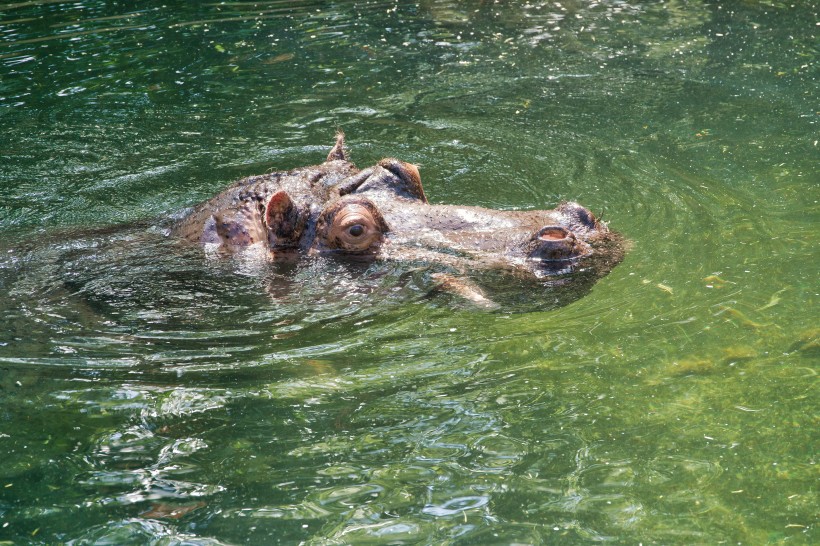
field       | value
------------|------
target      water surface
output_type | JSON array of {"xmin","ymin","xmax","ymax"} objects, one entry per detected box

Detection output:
[{"xmin": 0, "ymin": 1, "xmax": 817, "ymax": 544}]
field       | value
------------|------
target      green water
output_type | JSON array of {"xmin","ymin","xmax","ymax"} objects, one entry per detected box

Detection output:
[{"xmin": 0, "ymin": 1, "xmax": 817, "ymax": 544}]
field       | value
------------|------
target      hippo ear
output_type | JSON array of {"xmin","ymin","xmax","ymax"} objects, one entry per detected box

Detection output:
[
  {"xmin": 264, "ymin": 190, "xmax": 302, "ymax": 247},
  {"xmin": 326, "ymin": 131, "xmax": 348, "ymax": 162},
  {"xmin": 378, "ymin": 159, "xmax": 427, "ymax": 203}
]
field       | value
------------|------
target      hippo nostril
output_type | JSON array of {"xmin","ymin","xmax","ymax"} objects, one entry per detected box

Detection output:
[
  {"xmin": 537, "ymin": 226, "xmax": 571, "ymax": 242},
  {"xmin": 531, "ymin": 225, "xmax": 590, "ymax": 262}
]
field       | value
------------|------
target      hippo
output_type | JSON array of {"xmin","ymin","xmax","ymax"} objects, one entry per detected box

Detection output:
[{"xmin": 172, "ymin": 133, "xmax": 623, "ymax": 307}]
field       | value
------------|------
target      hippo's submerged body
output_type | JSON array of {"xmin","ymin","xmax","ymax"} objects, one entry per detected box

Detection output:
[{"xmin": 173, "ymin": 134, "xmax": 623, "ymax": 306}]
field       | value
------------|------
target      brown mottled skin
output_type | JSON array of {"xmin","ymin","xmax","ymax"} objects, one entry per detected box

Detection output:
[{"xmin": 172, "ymin": 133, "xmax": 623, "ymax": 284}]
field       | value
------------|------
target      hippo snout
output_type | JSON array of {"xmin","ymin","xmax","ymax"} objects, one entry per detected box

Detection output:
[{"xmin": 529, "ymin": 226, "xmax": 592, "ymax": 262}]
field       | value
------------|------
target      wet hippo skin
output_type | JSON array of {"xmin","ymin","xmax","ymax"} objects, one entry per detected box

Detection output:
[{"xmin": 172, "ymin": 133, "xmax": 624, "ymax": 307}]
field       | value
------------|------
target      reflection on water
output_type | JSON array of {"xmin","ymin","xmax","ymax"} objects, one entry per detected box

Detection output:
[{"xmin": 0, "ymin": 0, "xmax": 817, "ymax": 544}]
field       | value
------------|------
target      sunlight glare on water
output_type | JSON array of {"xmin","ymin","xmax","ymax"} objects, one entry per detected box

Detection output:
[{"xmin": 0, "ymin": 1, "xmax": 817, "ymax": 544}]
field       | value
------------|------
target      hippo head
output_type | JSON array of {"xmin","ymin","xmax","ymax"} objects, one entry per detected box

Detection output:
[{"xmin": 173, "ymin": 134, "xmax": 623, "ymax": 304}]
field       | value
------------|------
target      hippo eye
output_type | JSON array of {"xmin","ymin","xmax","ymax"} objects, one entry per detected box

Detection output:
[{"xmin": 324, "ymin": 203, "xmax": 387, "ymax": 252}]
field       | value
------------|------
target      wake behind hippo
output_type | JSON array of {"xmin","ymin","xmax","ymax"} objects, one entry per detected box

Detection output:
[{"xmin": 172, "ymin": 133, "xmax": 623, "ymax": 307}]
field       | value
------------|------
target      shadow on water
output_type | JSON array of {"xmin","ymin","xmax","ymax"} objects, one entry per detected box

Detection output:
[{"xmin": 0, "ymin": 214, "xmax": 623, "ymax": 371}]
